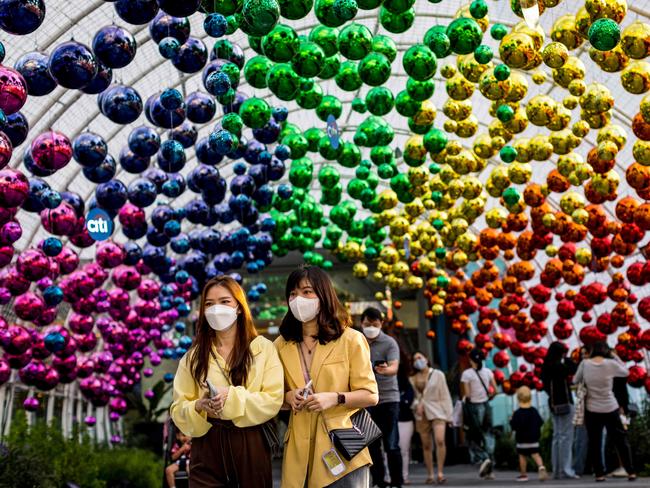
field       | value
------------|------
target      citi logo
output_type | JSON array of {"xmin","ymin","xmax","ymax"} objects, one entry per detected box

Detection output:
[{"xmin": 86, "ymin": 208, "xmax": 113, "ymax": 241}]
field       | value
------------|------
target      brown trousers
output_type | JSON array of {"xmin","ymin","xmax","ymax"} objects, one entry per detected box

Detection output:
[{"xmin": 190, "ymin": 419, "xmax": 272, "ymax": 487}]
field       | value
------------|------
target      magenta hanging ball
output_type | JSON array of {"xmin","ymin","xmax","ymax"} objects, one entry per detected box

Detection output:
[
  {"xmin": 157, "ymin": 0, "xmax": 200, "ymax": 17},
  {"xmin": 48, "ymin": 41, "xmax": 98, "ymax": 90},
  {"xmin": 0, "ymin": 131, "xmax": 12, "ymax": 169},
  {"xmin": 118, "ymin": 202, "xmax": 146, "ymax": 228},
  {"xmin": 73, "ymin": 132, "xmax": 108, "ymax": 168},
  {"xmin": 110, "ymin": 435, "xmax": 122, "ymax": 444},
  {"xmin": 172, "ymin": 37, "xmax": 208, "ymax": 74},
  {"xmin": 14, "ymin": 51, "xmax": 57, "ymax": 96},
  {"xmin": 149, "ymin": 11, "xmax": 190, "ymax": 43},
  {"xmin": 96, "ymin": 241, "xmax": 125, "ymax": 268},
  {"xmin": 14, "ymin": 292, "xmax": 44, "ymax": 320},
  {"xmin": 0, "ymin": 0, "xmax": 45, "ymax": 35},
  {"xmin": 100, "ymin": 84, "xmax": 143, "ymax": 125},
  {"xmin": 0, "ymin": 219, "xmax": 22, "ymax": 245},
  {"xmin": 108, "ymin": 411, "xmax": 120, "ymax": 422},
  {"xmin": 114, "ymin": 0, "xmax": 160, "ymax": 25},
  {"xmin": 137, "ymin": 278, "xmax": 160, "ymax": 299},
  {"xmin": 112, "ymin": 264, "xmax": 142, "ymax": 290},
  {"xmin": 0, "ymin": 357, "xmax": 10, "ymax": 385},
  {"xmin": 93, "ymin": 25, "xmax": 137, "ymax": 69},
  {"xmin": 16, "ymin": 248, "xmax": 49, "ymax": 281},
  {"xmin": 23, "ymin": 397, "xmax": 40, "ymax": 411},
  {"xmin": 144, "ymin": 388, "xmax": 155, "ymax": 398},
  {"xmin": 0, "ymin": 66, "xmax": 27, "ymax": 115},
  {"xmin": 1, "ymin": 325, "xmax": 29, "ymax": 354},
  {"xmin": 0, "ymin": 168, "xmax": 28, "ymax": 207},
  {"xmin": 40, "ymin": 202, "xmax": 77, "ymax": 236},
  {"xmin": 84, "ymin": 415, "xmax": 97, "ymax": 427},
  {"xmin": 4, "ymin": 111, "xmax": 28, "ymax": 147},
  {"xmin": 0, "ymin": 245, "xmax": 13, "ymax": 267},
  {"xmin": 31, "ymin": 130, "xmax": 73, "ymax": 171}
]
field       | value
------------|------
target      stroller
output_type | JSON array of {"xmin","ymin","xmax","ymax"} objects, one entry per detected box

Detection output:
[{"xmin": 162, "ymin": 417, "xmax": 189, "ymax": 488}]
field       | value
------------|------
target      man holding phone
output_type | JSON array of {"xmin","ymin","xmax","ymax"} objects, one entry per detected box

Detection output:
[{"xmin": 361, "ymin": 307, "xmax": 402, "ymax": 488}]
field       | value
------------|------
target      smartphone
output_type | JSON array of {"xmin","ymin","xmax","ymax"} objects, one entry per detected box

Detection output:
[
  {"xmin": 301, "ymin": 380, "xmax": 313, "ymax": 398},
  {"xmin": 206, "ymin": 379, "xmax": 218, "ymax": 398},
  {"xmin": 374, "ymin": 360, "xmax": 388, "ymax": 368},
  {"xmin": 322, "ymin": 448, "xmax": 345, "ymax": 476}
]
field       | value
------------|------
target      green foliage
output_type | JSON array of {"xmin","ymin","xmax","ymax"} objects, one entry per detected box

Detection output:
[
  {"xmin": 0, "ymin": 411, "xmax": 162, "ymax": 488},
  {"xmin": 493, "ymin": 429, "xmax": 517, "ymax": 470},
  {"xmin": 628, "ymin": 400, "xmax": 650, "ymax": 477},
  {"xmin": 125, "ymin": 379, "xmax": 172, "ymax": 423},
  {"xmin": 539, "ymin": 418, "xmax": 553, "ymax": 468}
]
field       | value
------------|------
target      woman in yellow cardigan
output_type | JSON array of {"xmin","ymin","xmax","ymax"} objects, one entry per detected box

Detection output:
[
  {"xmin": 275, "ymin": 266, "xmax": 379, "ymax": 488},
  {"xmin": 170, "ymin": 275, "xmax": 284, "ymax": 487}
]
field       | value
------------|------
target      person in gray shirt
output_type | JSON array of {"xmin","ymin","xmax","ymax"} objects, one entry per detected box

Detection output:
[
  {"xmin": 362, "ymin": 307, "xmax": 402, "ymax": 488},
  {"xmin": 574, "ymin": 341, "xmax": 636, "ymax": 482}
]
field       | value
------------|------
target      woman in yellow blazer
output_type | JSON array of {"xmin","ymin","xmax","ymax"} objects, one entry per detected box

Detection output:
[
  {"xmin": 275, "ymin": 266, "xmax": 379, "ymax": 488},
  {"xmin": 170, "ymin": 275, "xmax": 284, "ymax": 487}
]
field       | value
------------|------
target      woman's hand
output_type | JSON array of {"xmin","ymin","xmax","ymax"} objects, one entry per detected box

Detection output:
[
  {"xmin": 286, "ymin": 388, "xmax": 307, "ymax": 411},
  {"xmin": 195, "ymin": 397, "xmax": 220, "ymax": 417},
  {"xmin": 211, "ymin": 386, "xmax": 230, "ymax": 413},
  {"xmin": 304, "ymin": 392, "xmax": 338, "ymax": 412}
]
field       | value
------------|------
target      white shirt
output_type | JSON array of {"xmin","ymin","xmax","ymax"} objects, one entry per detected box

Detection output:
[{"xmin": 461, "ymin": 367, "xmax": 494, "ymax": 403}]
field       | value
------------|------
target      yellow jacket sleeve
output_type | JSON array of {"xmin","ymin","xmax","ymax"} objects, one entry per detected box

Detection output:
[
  {"xmin": 348, "ymin": 331, "xmax": 379, "ymax": 394},
  {"xmin": 221, "ymin": 340, "xmax": 284, "ymax": 427},
  {"xmin": 169, "ymin": 354, "xmax": 212, "ymax": 438}
]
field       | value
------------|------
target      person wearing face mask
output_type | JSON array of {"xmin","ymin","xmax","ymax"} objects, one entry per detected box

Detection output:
[
  {"xmin": 410, "ymin": 352, "xmax": 453, "ymax": 485},
  {"xmin": 170, "ymin": 276, "xmax": 284, "ymax": 487},
  {"xmin": 361, "ymin": 307, "xmax": 403, "ymax": 488},
  {"xmin": 275, "ymin": 266, "xmax": 379, "ymax": 488}
]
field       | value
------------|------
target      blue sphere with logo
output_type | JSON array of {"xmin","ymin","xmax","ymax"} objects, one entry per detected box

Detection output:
[
  {"xmin": 49, "ymin": 41, "xmax": 99, "ymax": 89},
  {"xmin": 86, "ymin": 207, "xmax": 115, "ymax": 240},
  {"xmin": 14, "ymin": 51, "xmax": 56, "ymax": 96},
  {"xmin": 128, "ymin": 126, "xmax": 160, "ymax": 157},
  {"xmin": 93, "ymin": 25, "xmax": 137, "ymax": 69},
  {"xmin": 0, "ymin": 0, "xmax": 46, "ymax": 35},
  {"xmin": 83, "ymin": 154, "xmax": 116, "ymax": 183},
  {"xmin": 73, "ymin": 132, "xmax": 108, "ymax": 168},
  {"xmin": 204, "ymin": 13, "xmax": 227, "ymax": 37},
  {"xmin": 95, "ymin": 180, "xmax": 127, "ymax": 210}
]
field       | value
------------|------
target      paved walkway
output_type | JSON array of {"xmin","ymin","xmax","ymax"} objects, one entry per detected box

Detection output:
[{"xmin": 273, "ymin": 463, "xmax": 649, "ymax": 487}]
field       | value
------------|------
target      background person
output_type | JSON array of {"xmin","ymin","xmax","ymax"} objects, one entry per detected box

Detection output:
[
  {"xmin": 460, "ymin": 348, "xmax": 498, "ymax": 480},
  {"xmin": 275, "ymin": 266, "xmax": 378, "ymax": 488},
  {"xmin": 574, "ymin": 341, "xmax": 636, "ymax": 482},
  {"xmin": 397, "ymin": 345, "xmax": 415, "ymax": 485},
  {"xmin": 542, "ymin": 341, "xmax": 580, "ymax": 480},
  {"xmin": 170, "ymin": 276, "xmax": 284, "ymax": 487},
  {"xmin": 411, "ymin": 352, "xmax": 452, "ymax": 485},
  {"xmin": 509, "ymin": 386, "xmax": 549, "ymax": 482},
  {"xmin": 362, "ymin": 307, "xmax": 403, "ymax": 488},
  {"xmin": 165, "ymin": 429, "xmax": 191, "ymax": 488}
]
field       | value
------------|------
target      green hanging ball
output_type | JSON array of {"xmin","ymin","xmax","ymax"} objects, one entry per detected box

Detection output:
[
  {"xmin": 318, "ymin": 165, "xmax": 341, "ymax": 188},
  {"xmin": 372, "ymin": 35, "xmax": 398, "ymax": 62},
  {"xmin": 496, "ymin": 104, "xmax": 514, "ymax": 123},
  {"xmin": 435, "ymin": 247, "xmax": 446, "ymax": 259},
  {"xmin": 316, "ymin": 95, "xmax": 343, "ymax": 121},
  {"xmin": 502, "ymin": 187, "xmax": 520, "ymax": 205},
  {"xmin": 239, "ymin": 97, "xmax": 272, "ymax": 129},
  {"xmin": 201, "ymin": 0, "xmax": 243, "ymax": 16},
  {"xmin": 226, "ymin": 15, "xmax": 240, "ymax": 34},
  {"xmin": 356, "ymin": 165, "xmax": 370, "ymax": 179},
  {"xmin": 289, "ymin": 164, "xmax": 314, "ymax": 188},
  {"xmin": 358, "ymin": 52, "xmax": 392, "ymax": 86},
  {"xmin": 469, "ymin": 0, "xmax": 488, "ymax": 19},
  {"xmin": 382, "ymin": 0, "xmax": 415, "ymax": 15},
  {"xmin": 499, "ymin": 145, "xmax": 517, "ymax": 163},
  {"xmin": 309, "ymin": 25, "xmax": 340, "ymax": 56},
  {"xmin": 244, "ymin": 55, "xmax": 273, "ymax": 88},
  {"xmin": 490, "ymin": 23, "xmax": 508, "ymax": 40},
  {"xmin": 403, "ymin": 44, "xmax": 437, "ymax": 81},
  {"xmin": 282, "ymin": 133, "xmax": 309, "ymax": 158},
  {"xmin": 395, "ymin": 90, "xmax": 421, "ymax": 117},
  {"xmin": 220, "ymin": 62, "xmax": 241, "ymax": 87},
  {"xmin": 348, "ymin": 178, "xmax": 369, "ymax": 200},
  {"xmin": 432, "ymin": 218, "xmax": 444, "ymax": 229},
  {"xmin": 338, "ymin": 23, "xmax": 373, "ymax": 60},
  {"xmin": 322, "ymin": 260, "xmax": 334, "ymax": 270},
  {"xmin": 248, "ymin": 35, "xmax": 264, "ymax": 54},
  {"xmin": 588, "ymin": 18, "xmax": 621, "ymax": 51},
  {"xmin": 296, "ymin": 82, "xmax": 323, "ymax": 109},
  {"xmin": 277, "ymin": 0, "xmax": 313, "ymax": 19},
  {"xmin": 333, "ymin": 0, "xmax": 358, "ymax": 21},
  {"xmin": 221, "ymin": 112, "xmax": 244, "ymax": 134},
  {"xmin": 424, "ymin": 25, "xmax": 451, "ymax": 58},
  {"xmin": 494, "ymin": 63, "xmax": 511, "ymax": 81},
  {"xmin": 241, "ymin": 0, "xmax": 280, "ymax": 36},
  {"xmin": 262, "ymin": 24, "xmax": 300, "ymax": 62},
  {"xmin": 338, "ymin": 142, "xmax": 362, "ymax": 168},
  {"xmin": 446, "ymin": 17, "xmax": 483, "ymax": 55},
  {"xmin": 473, "ymin": 44, "xmax": 493, "ymax": 64},
  {"xmin": 304, "ymin": 127, "xmax": 325, "ymax": 152},
  {"xmin": 423, "ymin": 128, "xmax": 448, "ymax": 154},
  {"xmin": 379, "ymin": 6, "xmax": 415, "ymax": 34},
  {"xmin": 315, "ymin": 0, "xmax": 346, "ymax": 27},
  {"xmin": 335, "ymin": 60, "xmax": 362, "ymax": 91},
  {"xmin": 352, "ymin": 97, "xmax": 367, "ymax": 113},
  {"xmin": 408, "ymin": 116, "xmax": 432, "ymax": 135},
  {"xmin": 406, "ymin": 78, "xmax": 435, "ymax": 101},
  {"xmin": 357, "ymin": 0, "xmax": 382, "ymax": 9},
  {"xmin": 292, "ymin": 41, "xmax": 326, "ymax": 78},
  {"xmin": 318, "ymin": 54, "xmax": 341, "ymax": 79},
  {"xmin": 365, "ymin": 86, "xmax": 394, "ymax": 116},
  {"xmin": 378, "ymin": 163, "xmax": 394, "ymax": 179},
  {"xmin": 266, "ymin": 63, "xmax": 301, "ymax": 100},
  {"xmin": 428, "ymin": 162, "xmax": 441, "ymax": 174}
]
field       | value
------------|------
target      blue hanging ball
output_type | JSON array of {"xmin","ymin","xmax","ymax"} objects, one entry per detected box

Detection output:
[
  {"xmin": 123, "ymin": 241, "xmax": 142, "ymax": 265},
  {"xmin": 274, "ymin": 144, "xmax": 290, "ymax": 161},
  {"xmin": 163, "ymin": 219, "xmax": 181, "ymax": 237},
  {"xmin": 260, "ymin": 217, "xmax": 276, "ymax": 232},
  {"xmin": 157, "ymin": 139, "xmax": 186, "ymax": 172},
  {"xmin": 43, "ymin": 285, "xmax": 64, "ymax": 307},
  {"xmin": 186, "ymin": 91, "xmax": 216, "ymax": 124},
  {"xmin": 256, "ymin": 282, "xmax": 268, "ymax": 294},
  {"xmin": 146, "ymin": 94, "xmax": 186, "ymax": 128},
  {"xmin": 149, "ymin": 11, "xmax": 190, "ymax": 43},
  {"xmin": 4, "ymin": 112, "xmax": 28, "ymax": 147},
  {"xmin": 177, "ymin": 302, "xmax": 191, "ymax": 317},
  {"xmin": 157, "ymin": 0, "xmax": 200, "ymax": 17},
  {"xmin": 246, "ymin": 261, "xmax": 259, "ymax": 274},
  {"xmin": 42, "ymin": 237, "xmax": 63, "ymax": 257},
  {"xmin": 253, "ymin": 184, "xmax": 273, "ymax": 207},
  {"xmin": 247, "ymin": 289, "xmax": 261, "ymax": 302},
  {"xmin": 44, "ymin": 332, "xmax": 66, "ymax": 353},
  {"xmin": 119, "ymin": 147, "xmax": 150, "ymax": 174},
  {"xmin": 0, "ymin": 42, "xmax": 5, "ymax": 63},
  {"xmin": 158, "ymin": 37, "xmax": 181, "ymax": 59},
  {"xmin": 40, "ymin": 188, "xmax": 62, "ymax": 209},
  {"xmin": 95, "ymin": 179, "xmax": 128, "ymax": 209},
  {"xmin": 195, "ymin": 136, "xmax": 223, "ymax": 166},
  {"xmin": 0, "ymin": 0, "xmax": 46, "ymax": 35},
  {"xmin": 172, "ymin": 37, "xmax": 208, "ymax": 74},
  {"xmin": 175, "ymin": 269, "xmax": 189, "ymax": 284},
  {"xmin": 14, "ymin": 51, "xmax": 57, "ymax": 96},
  {"xmin": 252, "ymin": 118, "xmax": 281, "ymax": 144},
  {"xmin": 230, "ymin": 174, "xmax": 256, "ymax": 196},
  {"xmin": 179, "ymin": 335, "xmax": 193, "ymax": 349},
  {"xmin": 48, "ymin": 41, "xmax": 99, "ymax": 90},
  {"xmin": 205, "ymin": 70, "xmax": 231, "ymax": 96},
  {"xmin": 128, "ymin": 178, "xmax": 158, "ymax": 208},
  {"xmin": 171, "ymin": 234, "xmax": 190, "ymax": 254},
  {"xmin": 162, "ymin": 173, "xmax": 185, "ymax": 198},
  {"xmin": 277, "ymin": 183, "xmax": 293, "ymax": 199},
  {"xmin": 233, "ymin": 161, "xmax": 247, "ymax": 175},
  {"xmin": 83, "ymin": 154, "xmax": 117, "ymax": 183},
  {"xmin": 73, "ymin": 132, "xmax": 108, "ymax": 168},
  {"xmin": 272, "ymin": 106, "xmax": 288, "ymax": 122},
  {"xmin": 114, "ymin": 0, "xmax": 160, "ymax": 25},
  {"xmin": 268, "ymin": 157, "xmax": 285, "ymax": 181},
  {"xmin": 100, "ymin": 84, "xmax": 143, "ymax": 124},
  {"xmin": 144, "ymin": 167, "xmax": 169, "ymax": 192},
  {"xmin": 209, "ymin": 129, "xmax": 238, "ymax": 156},
  {"xmin": 160, "ymin": 88, "xmax": 184, "ymax": 110},
  {"xmin": 204, "ymin": 13, "xmax": 228, "ymax": 37},
  {"xmin": 257, "ymin": 150, "xmax": 273, "ymax": 165},
  {"xmin": 81, "ymin": 61, "xmax": 113, "ymax": 95},
  {"xmin": 169, "ymin": 121, "xmax": 198, "ymax": 149},
  {"xmin": 128, "ymin": 126, "xmax": 160, "ymax": 157},
  {"xmin": 92, "ymin": 25, "xmax": 138, "ymax": 69},
  {"xmin": 22, "ymin": 178, "xmax": 48, "ymax": 213},
  {"xmin": 163, "ymin": 373, "xmax": 174, "ymax": 382}
]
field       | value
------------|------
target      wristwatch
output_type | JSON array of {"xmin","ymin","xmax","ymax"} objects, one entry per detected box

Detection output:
[{"xmin": 337, "ymin": 393, "xmax": 346, "ymax": 405}]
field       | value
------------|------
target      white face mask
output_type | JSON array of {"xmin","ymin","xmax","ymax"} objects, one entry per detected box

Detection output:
[
  {"xmin": 414, "ymin": 358, "xmax": 428, "ymax": 371},
  {"xmin": 363, "ymin": 326, "xmax": 381, "ymax": 339},
  {"xmin": 289, "ymin": 296, "xmax": 320, "ymax": 322},
  {"xmin": 205, "ymin": 304, "xmax": 238, "ymax": 331}
]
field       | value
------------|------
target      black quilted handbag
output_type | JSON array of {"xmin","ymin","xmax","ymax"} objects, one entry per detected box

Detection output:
[{"xmin": 328, "ymin": 409, "xmax": 382, "ymax": 461}]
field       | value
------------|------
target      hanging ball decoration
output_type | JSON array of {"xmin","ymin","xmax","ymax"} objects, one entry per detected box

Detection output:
[
  {"xmin": 0, "ymin": 131, "xmax": 12, "ymax": 169},
  {"xmin": 0, "ymin": 66, "xmax": 28, "ymax": 115},
  {"xmin": 205, "ymin": 13, "xmax": 228, "ymax": 37},
  {"xmin": 149, "ymin": 11, "xmax": 191, "ymax": 43},
  {"xmin": 490, "ymin": 23, "xmax": 508, "ymax": 41},
  {"xmin": 100, "ymin": 84, "xmax": 143, "ymax": 125},
  {"xmin": 73, "ymin": 132, "xmax": 108, "ymax": 168},
  {"xmin": 239, "ymin": 97, "xmax": 272, "ymax": 129},
  {"xmin": 3, "ymin": 112, "xmax": 29, "ymax": 147},
  {"xmin": 589, "ymin": 18, "xmax": 621, "ymax": 52},
  {"xmin": 403, "ymin": 44, "xmax": 437, "ymax": 81},
  {"xmin": 81, "ymin": 61, "xmax": 113, "ymax": 95},
  {"xmin": 92, "ymin": 25, "xmax": 138, "ymax": 69},
  {"xmin": 172, "ymin": 37, "xmax": 208, "ymax": 73},
  {"xmin": 48, "ymin": 41, "xmax": 99, "ymax": 90},
  {"xmin": 241, "ymin": 0, "xmax": 281, "ymax": 37},
  {"xmin": 160, "ymin": 88, "xmax": 184, "ymax": 111},
  {"xmin": 114, "ymin": 0, "xmax": 160, "ymax": 25},
  {"xmin": 30, "ymin": 131, "xmax": 73, "ymax": 172},
  {"xmin": 205, "ymin": 70, "xmax": 232, "ymax": 96},
  {"xmin": 157, "ymin": 0, "xmax": 201, "ymax": 17},
  {"xmin": 14, "ymin": 51, "xmax": 57, "ymax": 97},
  {"xmin": 446, "ymin": 17, "xmax": 483, "ymax": 55},
  {"xmin": 185, "ymin": 91, "xmax": 217, "ymax": 124},
  {"xmin": 333, "ymin": 0, "xmax": 358, "ymax": 21},
  {"xmin": 0, "ymin": 0, "xmax": 46, "ymax": 35}
]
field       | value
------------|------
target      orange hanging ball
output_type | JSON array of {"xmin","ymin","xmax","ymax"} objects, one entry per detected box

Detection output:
[
  {"xmin": 633, "ymin": 113, "xmax": 650, "ymax": 141},
  {"xmin": 393, "ymin": 300, "xmax": 402, "ymax": 309},
  {"xmin": 426, "ymin": 330, "xmax": 436, "ymax": 340}
]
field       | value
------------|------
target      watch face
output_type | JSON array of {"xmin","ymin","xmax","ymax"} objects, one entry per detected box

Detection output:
[{"xmin": 338, "ymin": 394, "xmax": 345, "ymax": 404}]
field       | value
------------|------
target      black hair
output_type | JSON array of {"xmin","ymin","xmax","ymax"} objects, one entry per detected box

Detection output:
[
  {"xmin": 544, "ymin": 341, "xmax": 567, "ymax": 368},
  {"xmin": 469, "ymin": 348, "xmax": 484, "ymax": 370},
  {"xmin": 360, "ymin": 307, "xmax": 383, "ymax": 323},
  {"xmin": 589, "ymin": 341, "xmax": 612, "ymax": 359}
]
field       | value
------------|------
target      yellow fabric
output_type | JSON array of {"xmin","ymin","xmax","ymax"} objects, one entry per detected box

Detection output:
[
  {"xmin": 275, "ymin": 327, "xmax": 378, "ymax": 488},
  {"xmin": 170, "ymin": 335, "xmax": 284, "ymax": 437}
]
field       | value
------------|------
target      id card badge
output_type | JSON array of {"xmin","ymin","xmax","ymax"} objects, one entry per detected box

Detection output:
[{"xmin": 322, "ymin": 448, "xmax": 345, "ymax": 476}]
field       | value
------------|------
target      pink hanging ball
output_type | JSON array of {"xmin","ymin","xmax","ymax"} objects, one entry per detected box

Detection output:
[
  {"xmin": 0, "ymin": 67, "xmax": 28, "ymax": 115},
  {"xmin": 30, "ymin": 131, "xmax": 73, "ymax": 171},
  {"xmin": 0, "ymin": 169, "xmax": 28, "ymax": 208}
]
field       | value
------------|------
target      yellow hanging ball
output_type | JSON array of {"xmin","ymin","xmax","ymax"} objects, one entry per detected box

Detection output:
[
  {"xmin": 551, "ymin": 15, "xmax": 585, "ymax": 50},
  {"xmin": 353, "ymin": 262, "xmax": 369, "ymax": 279},
  {"xmin": 620, "ymin": 21, "xmax": 650, "ymax": 59},
  {"xmin": 499, "ymin": 33, "xmax": 537, "ymax": 70},
  {"xmin": 621, "ymin": 61, "xmax": 650, "ymax": 94},
  {"xmin": 543, "ymin": 42, "xmax": 570, "ymax": 68}
]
